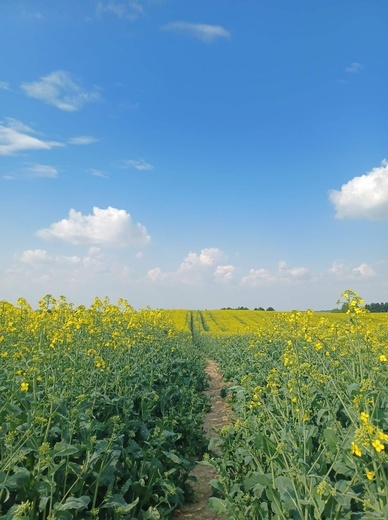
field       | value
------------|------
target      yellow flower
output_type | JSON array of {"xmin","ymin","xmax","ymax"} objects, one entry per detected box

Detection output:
[
  {"xmin": 372, "ymin": 439, "xmax": 384, "ymax": 453},
  {"xmin": 360, "ymin": 412, "xmax": 369, "ymax": 424},
  {"xmin": 379, "ymin": 354, "xmax": 387, "ymax": 362},
  {"xmin": 365, "ymin": 471, "xmax": 375, "ymax": 480},
  {"xmin": 20, "ymin": 382, "xmax": 29, "ymax": 392},
  {"xmin": 378, "ymin": 431, "xmax": 388, "ymax": 442},
  {"xmin": 351, "ymin": 442, "xmax": 362, "ymax": 457}
]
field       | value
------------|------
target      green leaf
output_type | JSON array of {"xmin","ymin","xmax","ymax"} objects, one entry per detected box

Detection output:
[
  {"xmin": 209, "ymin": 497, "xmax": 227, "ymax": 514},
  {"xmin": 323, "ymin": 428, "xmax": 340, "ymax": 449},
  {"xmin": 103, "ymin": 494, "xmax": 139, "ymax": 512},
  {"xmin": 53, "ymin": 442, "xmax": 79, "ymax": 458},
  {"xmin": 56, "ymin": 496, "xmax": 90, "ymax": 511},
  {"xmin": 1, "ymin": 467, "xmax": 30, "ymax": 489},
  {"xmin": 275, "ymin": 476, "xmax": 298, "ymax": 512},
  {"xmin": 162, "ymin": 451, "xmax": 181, "ymax": 464}
]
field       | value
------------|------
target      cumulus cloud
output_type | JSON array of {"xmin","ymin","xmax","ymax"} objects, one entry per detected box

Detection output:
[
  {"xmin": 96, "ymin": 1, "xmax": 144, "ymax": 21},
  {"xmin": 352, "ymin": 263, "xmax": 375, "ymax": 277},
  {"xmin": 328, "ymin": 260, "xmax": 375, "ymax": 279},
  {"xmin": 125, "ymin": 159, "xmax": 154, "ymax": 171},
  {"xmin": 21, "ymin": 70, "xmax": 100, "ymax": 111},
  {"xmin": 36, "ymin": 206, "xmax": 150, "ymax": 247},
  {"xmin": 214, "ymin": 264, "xmax": 235, "ymax": 282},
  {"xmin": 19, "ymin": 249, "xmax": 81, "ymax": 266},
  {"xmin": 278, "ymin": 261, "xmax": 311, "ymax": 280},
  {"xmin": 0, "ymin": 118, "xmax": 62, "ymax": 156},
  {"xmin": 162, "ymin": 21, "xmax": 230, "ymax": 43},
  {"xmin": 240, "ymin": 268, "xmax": 275, "ymax": 287},
  {"xmin": 147, "ymin": 247, "xmax": 226, "ymax": 286},
  {"xmin": 329, "ymin": 160, "xmax": 388, "ymax": 219},
  {"xmin": 68, "ymin": 135, "xmax": 99, "ymax": 145}
]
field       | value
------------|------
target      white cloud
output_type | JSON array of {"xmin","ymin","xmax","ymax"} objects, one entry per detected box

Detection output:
[
  {"xmin": 125, "ymin": 159, "xmax": 154, "ymax": 171},
  {"xmin": 0, "ymin": 118, "xmax": 62, "ymax": 156},
  {"xmin": 352, "ymin": 263, "xmax": 375, "ymax": 278},
  {"xmin": 96, "ymin": 1, "xmax": 144, "ymax": 21},
  {"xmin": 278, "ymin": 260, "xmax": 311, "ymax": 280},
  {"xmin": 3, "ymin": 163, "xmax": 58, "ymax": 180},
  {"xmin": 162, "ymin": 22, "xmax": 230, "ymax": 43},
  {"xmin": 0, "ymin": 81, "xmax": 10, "ymax": 90},
  {"xmin": 20, "ymin": 249, "xmax": 81, "ymax": 266},
  {"xmin": 27, "ymin": 164, "xmax": 58, "ymax": 178},
  {"xmin": 345, "ymin": 62, "xmax": 363, "ymax": 73},
  {"xmin": 37, "ymin": 206, "xmax": 151, "ymax": 247},
  {"xmin": 240, "ymin": 268, "xmax": 275, "ymax": 287},
  {"xmin": 88, "ymin": 168, "xmax": 108, "ymax": 178},
  {"xmin": 214, "ymin": 264, "xmax": 235, "ymax": 282},
  {"xmin": 68, "ymin": 136, "xmax": 99, "ymax": 145},
  {"xmin": 181, "ymin": 248, "xmax": 225, "ymax": 269},
  {"xmin": 328, "ymin": 260, "xmax": 375, "ymax": 279},
  {"xmin": 147, "ymin": 247, "xmax": 226, "ymax": 286},
  {"xmin": 329, "ymin": 160, "xmax": 388, "ymax": 219},
  {"xmin": 21, "ymin": 70, "xmax": 100, "ymax": 112}
]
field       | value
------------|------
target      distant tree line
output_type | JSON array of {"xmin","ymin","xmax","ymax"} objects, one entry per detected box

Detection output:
[
  {"xmin": 331, "ymin": 302, "xmax": 388, "ymax": 313},
  {"xmin": 365, "ymin": 302, "xmax": 388, "ymax": 313},
  {"xmin": 221, "ymin": 306, "xmax": 275, "ymax": 311}
]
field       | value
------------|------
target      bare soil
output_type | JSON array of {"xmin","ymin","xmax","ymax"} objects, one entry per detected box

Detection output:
[{"xmin": 173, "ymin": 358, "xmax": 232, "ymax": 520}]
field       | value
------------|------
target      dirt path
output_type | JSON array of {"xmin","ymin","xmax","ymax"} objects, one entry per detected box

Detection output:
[{"xmin": 174, "ymin": 358, "xmax": 232, "ymax": 520}]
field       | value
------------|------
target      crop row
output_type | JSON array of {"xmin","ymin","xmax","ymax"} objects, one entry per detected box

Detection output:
[
  {"xmin": 197, "ymin": 291, "xmax": 388, "ymax": 519},
  {"xmin": 0, "ymin": 296, "xmax": 208, "ymax": 519}
]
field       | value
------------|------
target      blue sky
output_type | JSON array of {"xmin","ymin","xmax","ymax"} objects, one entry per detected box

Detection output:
[{"xmin": 1, "ymin": 0, "xmax": 387, "ymax": 310}]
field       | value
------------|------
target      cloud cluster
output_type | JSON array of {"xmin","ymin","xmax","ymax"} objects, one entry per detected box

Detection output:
[
  {"xmin": 328, "ymin": 261, "xmax": 375, "ymax": 279},
  {"xmin": 37, "ymin": 207, "xmax": 150, "ymax": 247},
  {"xmin": 20, "ymin": 249, "xmax": 81, "ymax": 266},
  {"xmin": 162, "ymin": 22, "xmax": 230, "ymax": 43},
  {"xmin": 0, "ymin": 118, "xmax": 62, "ymax": 156},
  {"xmin": 147, "ymin": 248, "xmax": 230, "ymax": 286},
  {"xmin": 21, "ymin": 70, "xmax": 100, "ymax": 112},
  {"xmin": 329, "ymin": 160, "xmax": 388, "ymax": 219}
]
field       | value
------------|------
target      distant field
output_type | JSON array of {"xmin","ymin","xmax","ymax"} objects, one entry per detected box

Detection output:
[{"xmin": 165, "ymin": 308, "xmax": 388, "ymax": 336}]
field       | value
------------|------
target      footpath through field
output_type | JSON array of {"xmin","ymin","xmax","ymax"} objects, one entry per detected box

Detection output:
[{"xmin": 173, "ymin": 358, "xmax": 232, "ymax": 520}]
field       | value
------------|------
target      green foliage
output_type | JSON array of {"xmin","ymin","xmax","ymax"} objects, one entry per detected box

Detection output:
[
  {"xmin": 199, "ymin": 299, "xmax": 388, "ymax": 519},
  {"xmin": 0, "ymin": 300, "xmax": 209, "ymax": 519}
]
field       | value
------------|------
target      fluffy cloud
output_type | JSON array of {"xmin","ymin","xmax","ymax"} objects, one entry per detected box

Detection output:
[
  {"xmin": 68, "ymin": 136, "xmax": 99, "ymax": 145},
  {"xmin": 214, "ymin": 264, "xmax": 235, "ymax": 282},
  {"xmin": 278, "ymin": 261, "xmax": 311, "ymax": 280},
  {"xmin": 21, "ymin": 71, "xmax": 100, "ymax": 111},
  {"xmin": 0, "ymin": 118, "xmax": 62, "ymax": 156},
  {"xmin": 37, "ymin": 207, "xmax": 150, "ymax": 247},
  {"xmin": 352, "ymin": 263, "xmax": 375, "ymax": 277},
  {"xmin": 328, "ymin": 261, "xmax": 375, "ymax": 279},
  {"xmin": 181, "ymin": 248, "xmax": 225, "ymax": 269},
  {"xmin": 19, "ymin": 249, "xmax": 81, "ymax": 266},
  {"xmin": 240, "ymin": 268, "xmax": 275, "ymax": 287},
  {"xmin": 147, "ymin": 248, "xmax": 227, "ymax": 285},
  {"xmin": 162, "ymin": 22, "xmax": 230, "ymax": 43},
  {"xmin": 329, "ymin": 160, "xmax": 388, "ymax": 219}
]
